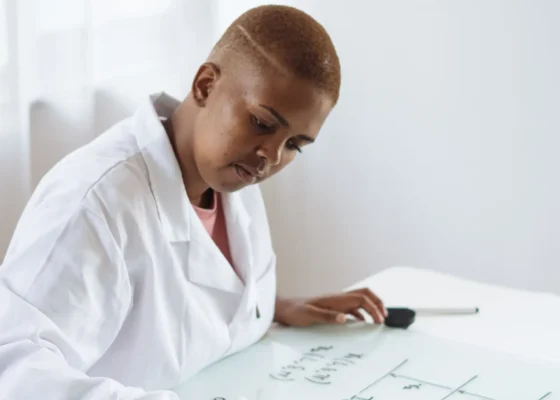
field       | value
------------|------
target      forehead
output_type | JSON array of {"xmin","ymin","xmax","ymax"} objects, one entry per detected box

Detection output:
[{"xmin": 224, "ymin": 63, "xmax": 333, "ymax": 133}]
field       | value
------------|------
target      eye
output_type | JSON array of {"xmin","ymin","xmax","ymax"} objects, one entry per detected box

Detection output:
[
  {"xmin": 251, "ymin": 115, "xmax": 274, "ymax": 132},
  {"xmin": 286, "ymin": 139, "xmax": 302, "ymax": 153}
]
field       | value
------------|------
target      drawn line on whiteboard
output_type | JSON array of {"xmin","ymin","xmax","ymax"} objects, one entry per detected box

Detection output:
[
  {"xmin": 268, "ymin": 374, "xmax": 294, "ymax": 381},
  {"xmin": 303, "ymin": 353, "xmax": 325, "ymax": 358},
  {"xmin": 357, "ymin": 359, "xmax": 409, "ymax": 394},
  {"xmin": 389, "ymin": 373, "xmax": 494, "ymax": 400},
  {"xmin": 456, "ymin": 390, "xmax": 494, "ymax": 400},
  {"xmin": 441, "ymin": 375, "xmax": 478, "ymax": 400},
  {"xmin": 391, "ymin": 373, "xmax": 452, "ymax": 390},
  {"xmin": 538, "ymin": 393, "xmax": 552, "ymax": 400},
  {"xmin": 304, "ymin": 376, "xmax": 331, "ymax": 385},
  {"xmin": 350, "ymin": 362, "xmax": 496, "ymax": 400}
]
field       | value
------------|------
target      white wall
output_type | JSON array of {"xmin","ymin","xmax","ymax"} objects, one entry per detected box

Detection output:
[
  {"xmin": 2, "ymin": 1, "xmax": 559, "ymax": 298},
  {"xmin": 253, "ymin": 0, "xmax": 560, "ymax": 296}
]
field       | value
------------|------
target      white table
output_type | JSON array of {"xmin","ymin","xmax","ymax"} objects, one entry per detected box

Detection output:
[
  {"xmin": 346, "ymin": 266, "xmax": 560, "ymax": 363},
  {"xmin": 173, "ymin": 267, "xmax": 560, "ymax": 399}
]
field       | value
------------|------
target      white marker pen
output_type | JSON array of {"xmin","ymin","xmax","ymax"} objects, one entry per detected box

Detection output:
[{"xmin": 413, "ymin": 307, "xmax": 479, "ymax": 316}]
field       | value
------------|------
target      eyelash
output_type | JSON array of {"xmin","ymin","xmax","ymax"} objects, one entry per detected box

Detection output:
[
  {"xmin": 286, "ymin": 139, "xmax": 302, "ymax": 153},
  {"xmin": 250, "ymin": 114, "xmax": 302, "ymax": 153}
]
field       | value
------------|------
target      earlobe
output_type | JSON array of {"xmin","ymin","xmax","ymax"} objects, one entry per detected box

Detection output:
[{"xmin": 192, "ymin": 62, "xmax": 221, "ymax": 107}]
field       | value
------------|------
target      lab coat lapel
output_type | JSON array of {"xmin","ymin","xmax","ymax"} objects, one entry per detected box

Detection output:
[
  {"xmin": 222, "ymin": 192, "xmax": 260, "ymax": 321},
  {"xmin": 186, "ymin": 208, "xmax": 244, "ymax": 294},
  {"xmin": 134, "ymin": 95, "xmax": 191, "ymax": 243},
  {"xmin": 222, "ymin": 192, "xmax": 253, "ymax": 285},
  {"xmin": 185, "ymin": 191, "xmax": 253, "ymax": 295},
  {"xmin": 135, "ymin": 93, "xmax": 256, "ymax": 297}
]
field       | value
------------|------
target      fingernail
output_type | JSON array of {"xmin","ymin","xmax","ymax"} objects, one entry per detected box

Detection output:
[{"xmin": 336, "ymin": 314, "xmax": 346, "ymax": 323}]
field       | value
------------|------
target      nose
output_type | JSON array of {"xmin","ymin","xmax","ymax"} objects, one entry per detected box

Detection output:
[{"xmin": 256, "ymin": 138, "xmax": 283, "ymax": 168}]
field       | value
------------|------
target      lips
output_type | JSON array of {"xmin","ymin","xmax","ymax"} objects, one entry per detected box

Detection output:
[{"xmin": 235, "ymin": 164, "xmax": 258, "ymax": 184}]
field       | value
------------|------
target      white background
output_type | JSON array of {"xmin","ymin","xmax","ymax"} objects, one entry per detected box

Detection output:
[
  {"xmin": 219, "ymin": 0, "xmax": 560, "ymax": 296},
  {"xmin": 1, "ymin": 0, "xmax": 559, "ymax": 296}
]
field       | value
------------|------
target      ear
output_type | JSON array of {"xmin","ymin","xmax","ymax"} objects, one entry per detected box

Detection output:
[{"xmin": 191, "ymin": 62, "xmax": 221, "ymax": 107}]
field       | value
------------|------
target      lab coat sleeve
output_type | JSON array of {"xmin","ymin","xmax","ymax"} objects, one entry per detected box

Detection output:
[{"xmin": 0, "ymin": 204, "xmax": 179, "ymax": 400}]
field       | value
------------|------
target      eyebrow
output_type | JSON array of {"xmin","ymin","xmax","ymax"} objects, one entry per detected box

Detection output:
[
  {"xmin": 258, "ymin": 104, "xmax": 315, "ymax": 144},
  {"xmin": 297, "ymin": 134, "xmax": 315, "ymax": 144},
  {"xmin": 259, "ymin": 104, "xmax": 289, "ymax": 126}
]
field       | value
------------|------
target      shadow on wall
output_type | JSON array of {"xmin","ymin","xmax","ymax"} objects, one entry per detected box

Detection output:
[
  {"xmin": 29, "ymin": 90, "xmax": 135, "ymax": 189},
  {"xmin": 0, "ymin": 135, "xmax": 27, "ymax": 262}
]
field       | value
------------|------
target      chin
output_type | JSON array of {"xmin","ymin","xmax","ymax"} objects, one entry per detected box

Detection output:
[
  {"xmin": 207, "ymin": 167, "xmax": 254, "ymax": 193},
  {"xmin": 211, "ymin": 180, "xmax": 248, "ymax": 194}
]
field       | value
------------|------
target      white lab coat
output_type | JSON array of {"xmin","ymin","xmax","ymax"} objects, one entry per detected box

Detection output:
[{"xmin": 0, "ymin": 93, "xmax": 277, "ymax": 399}]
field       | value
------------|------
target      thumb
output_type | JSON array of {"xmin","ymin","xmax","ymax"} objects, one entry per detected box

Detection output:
[{"xmin": 305, "ymin": 305, "xmax": 347, "ymax": 325}]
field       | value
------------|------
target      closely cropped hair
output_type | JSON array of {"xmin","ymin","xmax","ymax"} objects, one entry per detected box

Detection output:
[{"xmin": 210, "ymin": 5, "xmax": 341, "ymax": 105}]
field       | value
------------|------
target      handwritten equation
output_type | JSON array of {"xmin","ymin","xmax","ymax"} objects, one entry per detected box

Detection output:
[
  {"xmin": 269, "ymin": 345, "xmax": 365, "ymax": 385},
  {"xmin": 188, "ymin": 331, "xmax": 560, "ymax": 400}
]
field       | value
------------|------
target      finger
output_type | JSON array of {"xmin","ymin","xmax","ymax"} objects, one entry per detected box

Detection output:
[
  {"xmin": 348, "ymin": 309, "xmax": 366, "ymax": 321},
  {"xmin": 305, "ymin": 305, "xmax": 347, "ymax": 325},
  {"xmin": 354, "ymin": 288, "xmax": 388, "ymax": 317},
  {"xmin": 353, "ymin": 294, "xmax": 385, "ymax": 324}
]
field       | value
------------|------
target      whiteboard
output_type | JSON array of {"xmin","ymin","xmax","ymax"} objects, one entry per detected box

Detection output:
[{"xmin": 173, "ymin": 322, "xmax": 560, "ymax": 400}]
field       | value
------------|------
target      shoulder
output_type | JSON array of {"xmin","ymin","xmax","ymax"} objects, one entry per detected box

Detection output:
[
  {"xmin": 30, "ymin": 118, "xmax": 143, "ymax": 204},
  {"xmin": 7, "ymin": 119, "xmax": 156, "ymax": 254}
]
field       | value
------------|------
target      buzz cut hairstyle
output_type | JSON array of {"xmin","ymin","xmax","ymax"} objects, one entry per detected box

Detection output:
[{"xmin": 209, "ymin": 5, "xmax": 342, "ymax": 105}]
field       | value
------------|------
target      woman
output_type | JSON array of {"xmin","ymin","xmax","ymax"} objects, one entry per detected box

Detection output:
[{"xmin": 0, "ymin": 5, "xmax": 386, "ymax": 399}]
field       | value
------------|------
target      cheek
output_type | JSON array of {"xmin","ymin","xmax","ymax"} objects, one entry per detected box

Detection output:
[
  {"xmin": 283, "ymin": 147, "xmax": 299, "ymax": 163},
  {"xmin": 270, "ymin": 151, "xmax": 296, "ymax": 174},
  {"xmin": 197, "ymin": 99, "xmax": 260, "ymax": 165},
  {"xmin": 204, "ymin": 126, "xmax": 254, "ymax": 166},
  {"xmin": 197, "ymin": 113, "xmax": 238, "ymax": 161}
]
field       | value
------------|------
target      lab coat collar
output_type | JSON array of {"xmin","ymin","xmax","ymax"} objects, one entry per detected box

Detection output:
[
  {"xmin": 132, "ymin": 92, "xmax": 252, "ymax": 247},
  {"xmin": 132, "ymin": 92, "xmax": 191, "ymax": 242},
  {"xmin": 184, "ymin": 157, "xmax": 254, "ymax": 295}
]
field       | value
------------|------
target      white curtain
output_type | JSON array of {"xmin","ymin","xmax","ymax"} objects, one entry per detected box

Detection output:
[{"xmin": 0, "ymin": 0, "xmax": 220, "ymax": 257}]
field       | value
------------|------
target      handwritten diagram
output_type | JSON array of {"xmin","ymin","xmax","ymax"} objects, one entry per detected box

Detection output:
[
  {"xmin": 342, "ymin": 359, "xmax": 555, "ymax": 400},
  {"xmin": 173, "ymin": 324, "xmax": 560, "ymax": 400}
]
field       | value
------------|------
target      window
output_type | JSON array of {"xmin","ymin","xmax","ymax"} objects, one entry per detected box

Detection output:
[
  {"xmin": 0, "ymin": 0, "xmax": 7, "ymax": 68},
  {"xmin": 35, "ymin": 0, "xmax": 86, "ymax": 32},
  {"xmin": 0, "ymin": 0, "xmax": 10, "ymax": 104}
]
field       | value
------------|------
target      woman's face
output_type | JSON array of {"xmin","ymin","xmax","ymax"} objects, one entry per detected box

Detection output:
[{"xmin": 188, "ymin": 62, "xmax": 333, "ymax": 193}]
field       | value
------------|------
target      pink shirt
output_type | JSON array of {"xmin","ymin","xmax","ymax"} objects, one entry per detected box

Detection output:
[{"xmin": 192, "ymin": 191, "xmax": 235, "ymax": 269}]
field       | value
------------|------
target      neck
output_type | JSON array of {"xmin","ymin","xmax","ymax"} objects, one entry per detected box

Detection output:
[{"xmin": 164, "ymin": 95, "xmax": 210, "ymax": 207}]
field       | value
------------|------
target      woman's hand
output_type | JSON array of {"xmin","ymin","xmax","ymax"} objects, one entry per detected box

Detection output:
[{"xmin": 274, "ymin": 288, "xmax": 388, "ymax": 327}]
